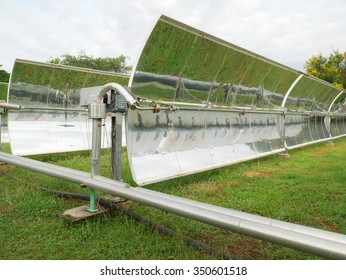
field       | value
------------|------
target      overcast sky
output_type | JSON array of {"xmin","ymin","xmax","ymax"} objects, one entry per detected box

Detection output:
[{"xmin": 1, "ymin": 0, "xmax": 345, "ymax": 73}]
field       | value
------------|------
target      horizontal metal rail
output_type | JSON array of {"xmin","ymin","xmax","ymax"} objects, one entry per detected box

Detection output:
[{"xmin": 0, "ymin": 151, "xmax": 345, "ymax": 259}]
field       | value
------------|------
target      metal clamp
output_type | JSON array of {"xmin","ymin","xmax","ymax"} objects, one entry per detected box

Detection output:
[{"xmin": 88, "ymin": 103, "xmax": 106, "ymax": 119}]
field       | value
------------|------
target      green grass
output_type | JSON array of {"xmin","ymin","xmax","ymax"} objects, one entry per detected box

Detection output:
[
  {"xmin": 0, "ymin": 138, "xmax": 345, "ymax": 260},
  {"xmin": 0, "ymin": 83, "xmax": 8, "ymax": 100}
]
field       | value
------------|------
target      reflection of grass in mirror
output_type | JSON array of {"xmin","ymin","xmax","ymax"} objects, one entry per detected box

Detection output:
[
  {"xmin": 50, "ymin": 69, "xmax": 87, "ymax": 91},
  {"xmin": 12, "ymin": 61, "xmax": 129, "ymax": 92},
  {"xmin": 290, "ymin": 76, "xmax": 315, "ymax": 99},
  {"xmin": 0, "ymin": 84, "xmax": 8, "ymax": 100},
  {"xmin": 182, "ymin": 37, "xmax": 228, "ymax": 81},
  {"xmin": 84, "ymin": 72, "xmax": 128, "ymax": 88},
  {"xmin": 134, "ymin": 18, "xmax": 303, "ymax": 110},
  {"xmin": 9, "ymin": 61, "xmax": 129, "ymax": 109},
  {"xmin": 137, "ymin": 21, "xmax": 196, "ymax": 75},
  {"xmin": 133, "ymin": 82, "xmax": 286, "ymax": 109},
  {"xmin": 11, "ymin": 62, "xmax": 54, "ymax": 86},
  {"xmin": 241, "ymin": 60, "xmax": 272, "ymax": 87},
  {"xmin": 132, "ymin": 83, "xmax": 175, "ymax": 102},
  {"xmin": 136, "ymin": 17, "xmax": 341, "ymax": 114}
]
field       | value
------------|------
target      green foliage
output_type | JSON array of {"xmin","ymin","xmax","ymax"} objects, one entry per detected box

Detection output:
[
  {"xmin": 47, "ymin": 50, "xmax": 132, "ymax": 74},
  {"xmin": 305, "ymin": 50, "xmax": 346, "ymax": 89}
]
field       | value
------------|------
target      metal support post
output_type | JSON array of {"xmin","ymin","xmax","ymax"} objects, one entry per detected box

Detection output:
[
  {"xmin": 88, "ymin": 102, "xmax": 106, "ymax": 212},
  {"xmin": 87, "ymin": 188, "xmax": 98, "ymax": 212},
  {"xmin": 89, "ymin": 102, "xmax": 106, "ymax": 177},
  {"xmin": 91, "ymin": 118, "xmax": 102, "ymax": 177},
  {"xmin": 0, "ymin": 102, "xmax": 4, "ymax": 152},
  {"xmin": 111, "ymin": 112, "xmax": 123, "ymax": 181},
  {"xmin": 0, "ymin": 113, "xmax": 2, "ymax": 151}
]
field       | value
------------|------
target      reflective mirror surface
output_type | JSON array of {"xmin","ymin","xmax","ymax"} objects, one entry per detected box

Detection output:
[
  {"xmin": 0, "ymin": 82, "xmax": 8, "ymax": 100},
  {"xmin": 127, "ymin": 15, "xmax": 346, "ymax": 185},
  {"xmin": 5, "ymin": 18, "xmax": 345, "ymax": 185},
  {"xmin": 126, "ymin": 109, "xmax": 286, "ymax": 185},
  {"xmin": 8, "ymin": 59, "xmax": 128, "ymax": 155},
  {"xmin": 130, "ymin": 16, "xmax": 344, "ymax": 112}
]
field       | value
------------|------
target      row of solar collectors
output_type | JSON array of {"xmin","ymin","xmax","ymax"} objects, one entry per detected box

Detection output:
[
  {"xmin": 5, "ymin": 15, "xmax": 346, "ymax": 185},
  {"xmin": 127, "ymin": 15, "xmax": 345, "ymax": 185}
]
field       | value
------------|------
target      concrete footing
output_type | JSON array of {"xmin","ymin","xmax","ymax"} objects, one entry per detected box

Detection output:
[
  {"xmin": 325, "ymin": 140, "xmax": 335, "ymax": 146},
  {"xmin": 62, "ymin": 205, "xmax": 108, "ymax": 222},
  {"xmin": 277, "ymin": 152, "xmax": 291, "ymax": 158}
]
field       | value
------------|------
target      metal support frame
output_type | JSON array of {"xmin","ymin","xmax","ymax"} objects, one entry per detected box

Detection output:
[
  {"xmin": 88, "ymin": 102, "xmax": 106, "ymax": 212},
  {"xmin": 0, "ymin": 113, "xmax": 2, "ymax": 152},
  {"xmin": 325, "ymin": 91, "xmax": 345, "ymax": 139},
  {"xmin": 91, "ymin": 116, "xmax": 103, "ymax": 178},
  {"xmin": 0, "ymin": 101, "xmax": 5, "ymax": 151},
  {"xmin": 111, "ymin": 112, "xmax": 123, "ymax": 181},
  {"xmin": 87, "ymin": 188, "xmax": 98, "ymax": 212},
  {"xmin": 281, "ymin": 74, "xmax": 304, "ymax": 109},
  {"xmin": 280, "ymin": 74, "xmax": 304, "ymax": 150}
]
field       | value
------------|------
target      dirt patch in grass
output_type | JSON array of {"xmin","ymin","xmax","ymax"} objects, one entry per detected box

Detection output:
[
  {"xmin": 310, "ymin": 216, "xmax": 341, "ymax": 233},
  {"xmin": 0, "ymin": 204, "xmax": 12, "ymax": 213},
  {"xmin": 245, "ymin": 171, "xmax": 271, "ymax": 178},
  {"xmin": 228, "ymin": 181, "xmax": 240, "ymax": 188},
  {"xmin": 196, "ymin": 231, "xmax": 268, "ymax": 260},
  {"xmin": 225, "ymin": 235, "xmax": 269, "ymax": 259},
  {"xmin": 0, "ymin": 164, "xmax": 12, "ymax": 173},
  {"xmin": 196, "ymin": 181, "xmax": 228, "ymax": 192},
  {"xmin": 311, "ymin": 149, "xmax": 330, "ymax": 155}
]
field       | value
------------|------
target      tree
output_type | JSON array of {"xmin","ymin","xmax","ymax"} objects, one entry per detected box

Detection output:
[
  {"xmin": 0, "ymin": 64, "xmax": 10, "ymax": 82},
  {"xmin": 304, "ymin": 50, "xmax": 346, "ymax": 89},
  {"xmin": 48, "ymin": 50, "xmax": 132, "ymax": 74}
]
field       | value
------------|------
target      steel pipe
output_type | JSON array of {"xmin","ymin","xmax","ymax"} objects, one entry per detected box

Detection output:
[
  {"xmin": 0, "ymin": 103, "xmax": 22, "ymax": 110},
  {"xmin": 97, "ymin": 83, "xmax": 138, "ymax": 109},
  {"xmin": 0, "ymin": 151, "xmax": 345, "ymax": 259},
  {"xmin": 134, "ymin": 187, "xmax": 346, "ymax": 244},
  {"xmin": 96, "ymin": 83, "xmax": 174, "ymax": 112}
]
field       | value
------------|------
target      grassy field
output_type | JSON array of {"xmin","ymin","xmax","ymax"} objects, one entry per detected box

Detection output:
[{"xmin": 0, "ymin": 137, "xmax": 345, "ymax": 260}]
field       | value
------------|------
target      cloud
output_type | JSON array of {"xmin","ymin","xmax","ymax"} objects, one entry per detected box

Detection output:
[{"xmin": 0, "ymin": 0, "xmax": 345, "ymax": 73}]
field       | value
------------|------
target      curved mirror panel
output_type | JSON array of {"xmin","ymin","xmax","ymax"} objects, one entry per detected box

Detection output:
[
  {"xmin": 127, "ymin": 15, "xmax": 345, "ymax": 185},
  {"xmin": 288, "ymin": 76, "xmax": 342, "ymax": 112},
  {"xmin": 7, "ymin": 59, "xmax": 128, "ymax": 155},
  {"xmin": 126, "ymin": 109, "xmax": 285, "ymax": 185},
  {"xmin": 130, "ymin": 16, "xmax": 300, "ymax": 110},
  {"xmin": 330, "ymin": 116, "xmax": 346, "ymax": 137}
]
